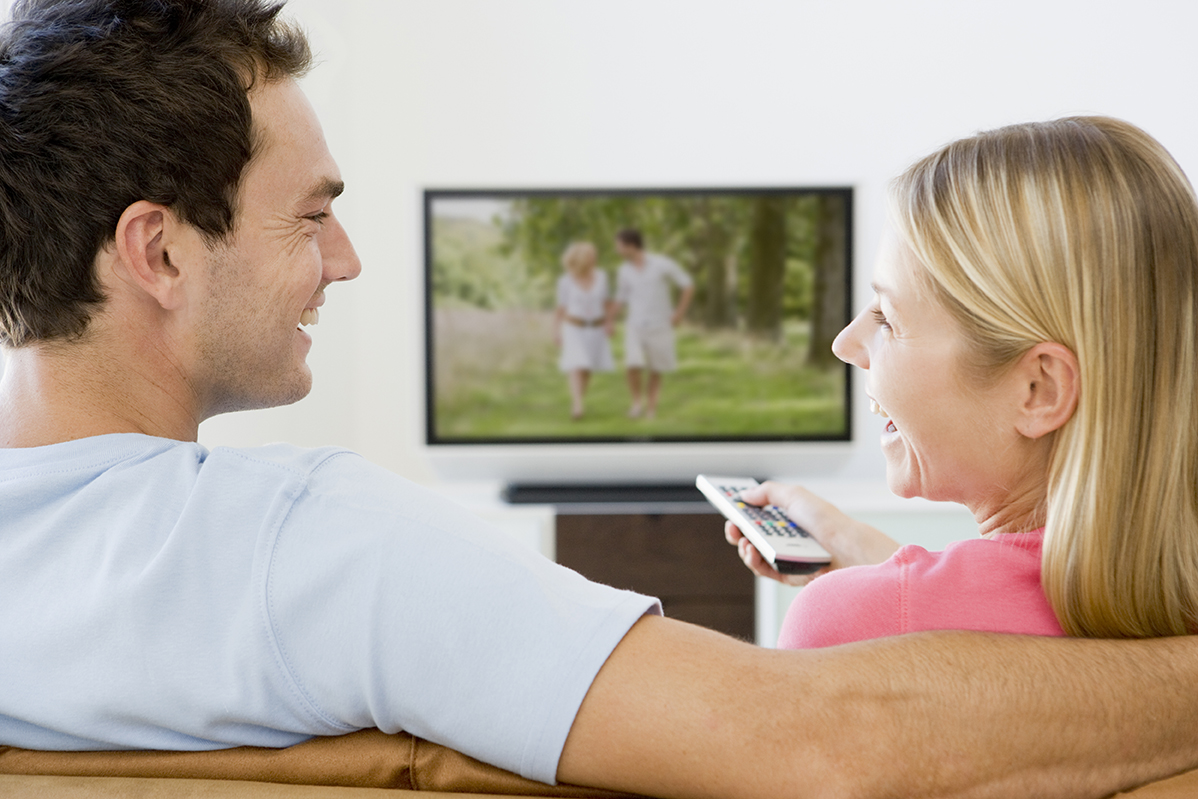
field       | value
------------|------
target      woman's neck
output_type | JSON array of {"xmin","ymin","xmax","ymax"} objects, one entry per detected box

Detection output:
[{"xmin": 973, "ymin": 484, "xmax": 1048, "ymax": 537}]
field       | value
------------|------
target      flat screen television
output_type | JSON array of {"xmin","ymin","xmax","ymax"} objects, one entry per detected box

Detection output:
[{"xmin": 423, "ymin": 187, "xmax": 854, "ymax": 494}]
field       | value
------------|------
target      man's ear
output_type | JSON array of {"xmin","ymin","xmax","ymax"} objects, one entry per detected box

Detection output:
[
  {"xmin": 1013, "ymin": 342, "xmax": 1080, "ymax": 439},
  {"xmin": 111, "ymin": 200, "xmax": 191, "ymax": 311}
]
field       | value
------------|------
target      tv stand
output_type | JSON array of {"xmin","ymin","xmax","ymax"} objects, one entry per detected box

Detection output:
[
  {"xmin": 497, "ymin": 483, "xmax": 754, "ymax": 638},
  {"xmin": 555, "ymin": 510, "xmax": 755, "ymax": 641},
  {"xmin": 502, "ymin": 482, "xmax": 705, "ymax": 505}
]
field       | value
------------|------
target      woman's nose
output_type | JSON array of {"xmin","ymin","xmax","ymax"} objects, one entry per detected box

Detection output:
[{"xmin": 832, "ymin": 310, "xmax": 870, "ymax": 370}]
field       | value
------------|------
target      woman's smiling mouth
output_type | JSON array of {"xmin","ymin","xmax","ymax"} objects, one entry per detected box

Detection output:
[{"xmin": 870, "ymin": 398, "xmax": 897, "ymax": 434}]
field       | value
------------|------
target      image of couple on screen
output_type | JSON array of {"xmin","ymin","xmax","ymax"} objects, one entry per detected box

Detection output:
[
  {"xmin": 553, "ymin": 229, "xmax": 694, "ymax": 421},
  {"xmin": 428, "ymin": 190, "xmax": 848, "ymax": 444}
]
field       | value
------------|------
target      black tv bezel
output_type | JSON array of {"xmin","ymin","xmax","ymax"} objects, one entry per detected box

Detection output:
[{"xmin": 423, "ymin": 186, "xmax": 853, "ymax": 447}]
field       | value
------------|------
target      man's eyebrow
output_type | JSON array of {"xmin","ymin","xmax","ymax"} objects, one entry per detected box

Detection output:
[{"xmin": 300, "ymin": 178, "xmax": 345, "ymax": 206}]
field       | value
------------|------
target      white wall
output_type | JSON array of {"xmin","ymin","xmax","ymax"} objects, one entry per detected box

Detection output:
[{"xmin": 197, "ymin": 0, "xmax": 1198, "ymax": 484}]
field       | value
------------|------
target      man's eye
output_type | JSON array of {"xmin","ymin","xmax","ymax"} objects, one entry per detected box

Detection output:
[{"xmin": 306, "ymin": 212, "xmax": 329, "ymax": 225}]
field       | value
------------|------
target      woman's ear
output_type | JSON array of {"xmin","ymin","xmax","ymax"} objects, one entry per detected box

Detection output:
[
  {"xmin": 1013, "ymin": 342, "xmax": 1080, "ymax": 439},
  {"xmin": 111, "ymin": 200, "xmax": 191, "ymax": 311}
]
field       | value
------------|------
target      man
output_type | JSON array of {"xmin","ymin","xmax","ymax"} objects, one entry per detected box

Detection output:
[
  {"xmin": 610, "ymin": 228, "xmax": 694, "ymax": 419},
  {"xmin": 0, "ymin": 1, "xmax": 654, "ymax": 780},
  {"xmin": 0, "ymin": 2, "xmax": 1195, "ymax": 798}
]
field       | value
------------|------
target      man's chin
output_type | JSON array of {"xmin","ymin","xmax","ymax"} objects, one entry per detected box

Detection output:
[{"xmin": 205, "ymin": 371, "xmax": 314, "ymax": 418}]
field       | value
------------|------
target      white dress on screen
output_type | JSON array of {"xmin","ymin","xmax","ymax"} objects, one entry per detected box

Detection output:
[{"xmin": 556, "ymin": 270, "xmax": 614, "ymax": 372}]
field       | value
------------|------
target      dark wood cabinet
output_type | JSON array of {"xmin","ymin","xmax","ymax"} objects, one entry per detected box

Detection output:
[{"xmin": 556, "ymin": 512, "xmax": 755, "ymax": 641}]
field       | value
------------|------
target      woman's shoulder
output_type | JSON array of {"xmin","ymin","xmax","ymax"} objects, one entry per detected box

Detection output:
[
  {"xmin": 917, "ymin": 530, "xmax": 1045, "ymax": 572},
  {"xmin": 899, "ymin": 531, "xmax": 1062, "ymax": 636}
]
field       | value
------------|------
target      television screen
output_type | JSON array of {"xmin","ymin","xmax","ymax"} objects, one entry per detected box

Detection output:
[{"xmin": 425, "ymin": 188, "xmax": 852, "ymax": 446}]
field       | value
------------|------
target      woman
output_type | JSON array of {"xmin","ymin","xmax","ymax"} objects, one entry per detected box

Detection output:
[
  {"xmin": 553, "ymin": 241, "xmax": 615, "ymax": 420},
  {"xmin": 729, "ymin": 117, "xmax": 1198, "ymax": 642}
]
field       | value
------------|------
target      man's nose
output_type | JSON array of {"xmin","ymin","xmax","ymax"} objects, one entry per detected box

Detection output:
[{"xmin": 323, "ymin": 213, "xmax": 362, "ymax": 283}]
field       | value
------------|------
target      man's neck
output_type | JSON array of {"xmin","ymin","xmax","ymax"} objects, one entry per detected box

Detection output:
[
  {"xmin": 629, "ymin": 251, "xmax": 646, "ymax": 267},
  {"xmin": 0, "ymin": 338, "xmax": 201, "ymax": 448}
]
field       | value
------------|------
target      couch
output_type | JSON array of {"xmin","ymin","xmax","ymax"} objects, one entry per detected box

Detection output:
[
  {"xmin": 0, "ymin": 729, "xmax": 635, "ymax": 798},
  {"xmin": 1, "ymin": 728, "xmax": 1196, "ymax": 797}
]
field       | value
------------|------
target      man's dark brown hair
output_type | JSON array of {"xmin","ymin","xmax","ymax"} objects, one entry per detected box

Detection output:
[
  {"xmin": 615, "ymin": 228, "xmax": 644, "ymax": 250},
  {"xmin": 0, "ymin": 0, "xmax": 312, "ymax": 347}
]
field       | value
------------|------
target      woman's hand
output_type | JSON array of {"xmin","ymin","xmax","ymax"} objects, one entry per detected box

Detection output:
[{"xmin": 724, "ymin": 481, "xmax": 900, "ymax": 586}]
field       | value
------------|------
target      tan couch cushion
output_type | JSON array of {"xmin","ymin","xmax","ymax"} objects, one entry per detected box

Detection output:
[
  {"xmin": 3, "ymin": 728, "xmax": 1197, "ymax": 797},
  {"xmin": 0, "ymin": 729, "xmax": 637, "ymax": 796},
  {"xmin": 0, "ymin": 774, "xmax": 471, "ymax": 798}
]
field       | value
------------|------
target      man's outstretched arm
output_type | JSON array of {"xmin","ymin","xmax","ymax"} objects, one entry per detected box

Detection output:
[{"xmin": 559, "ymin": 614, "xmax": 1198, "ymax": 799}]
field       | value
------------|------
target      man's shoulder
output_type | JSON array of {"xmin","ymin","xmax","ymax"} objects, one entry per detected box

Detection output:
[
  {"xmin": 646, "ymin": 252, "xmax": 685, "ymax": 273},
  {"xmin": 0, "ymin": 435, "xmax": 376, "ymax": 515},
  {"xmin": 2, "ymin": 434, "xmax": 375, "ymax": 501},
  {"xmin": 205, "ymin": 441, "xmax": 359, "ymax": 480}
]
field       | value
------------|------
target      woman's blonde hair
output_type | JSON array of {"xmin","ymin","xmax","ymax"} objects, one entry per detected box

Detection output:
[
  {"xmin": 561, "ymin": 241, "xmax": 597, "ymax": 276},
  {"xmin": 889, "ymin": 117, "xmax": 1198, "ymax": 638}
]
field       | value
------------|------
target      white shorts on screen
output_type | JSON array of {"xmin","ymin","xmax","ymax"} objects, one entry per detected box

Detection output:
[{"xmin": 624, "ymin": 325, "xmax": 677, "ymax": 372}]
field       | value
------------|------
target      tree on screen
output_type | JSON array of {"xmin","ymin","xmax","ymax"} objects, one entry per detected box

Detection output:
[
  {"xmin": 808, "ymin": 194, "xmax": 847, "ymax": 367},
  {"xmin": 488, "ymin": 193, "xmax": 845, "ymax": 353},
  {"xmin": 746, "ymin": 195, "xmax": 787, "ymax": 340},
  {"xmin": 676, "ymin": 195, "xmax": 741, "ymax": 329}
]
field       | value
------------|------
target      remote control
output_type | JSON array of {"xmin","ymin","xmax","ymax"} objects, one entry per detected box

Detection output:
[{"xmin": 696, "ymin": 475, "xmax": 831, "ymax": 575}]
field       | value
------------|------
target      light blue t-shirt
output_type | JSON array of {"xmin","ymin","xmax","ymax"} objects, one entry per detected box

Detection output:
[{"xmin": 0, "ymin": 434, "xmax": 658, "ymax": 783}]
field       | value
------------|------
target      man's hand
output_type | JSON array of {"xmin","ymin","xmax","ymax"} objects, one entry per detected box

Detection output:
[
  {"xmin": 725, "ymin": 481, "xmax": 900, "ymax": 585},
  {"xmin": 671, "ymin": 285, "xmax": 694, "ymax": 327}
]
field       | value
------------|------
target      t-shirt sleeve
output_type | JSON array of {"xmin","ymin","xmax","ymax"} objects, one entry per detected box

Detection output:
[
  {"xmin": 663, "ymin": 257, "xmax": 693, "ymax": 289},
  {"xmin": 263, "ymin": 453, "xmax": 660, "ymax": 784}
]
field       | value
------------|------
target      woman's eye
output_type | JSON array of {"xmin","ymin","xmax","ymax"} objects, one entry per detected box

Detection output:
[{"xmin": 871, "ymin": 307, "xmax": 891, "ymax": 330}]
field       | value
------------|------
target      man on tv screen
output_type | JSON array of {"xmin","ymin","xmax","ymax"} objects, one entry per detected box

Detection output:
[{"xmin": 611, "ymin": 227, "xmax": 694, "ymax": 420}]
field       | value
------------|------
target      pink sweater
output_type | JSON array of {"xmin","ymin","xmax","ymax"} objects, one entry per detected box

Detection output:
[{"xmin": 777, "ymin": 530, "xmax": 1065, "ymax": 649}]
